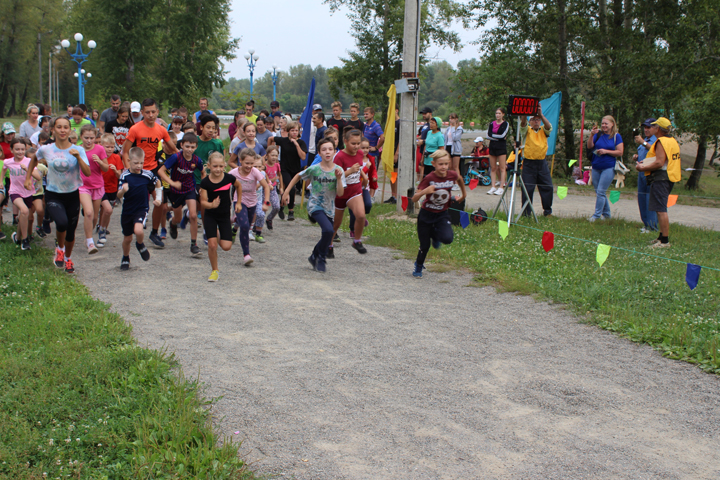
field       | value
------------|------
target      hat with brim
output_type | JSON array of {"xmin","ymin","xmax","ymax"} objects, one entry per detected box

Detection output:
[
  {"xmin": 474, "ymin": 136, "xmax": 484, "ymax": 143},
  {"xmin": 2, "ymin": 122, "xmax": 16, "ymax": 134},
  {"xmin": 651, "ymin": 117, "xmax": 672, "ymax": 129},
  {"xmin": 130, "ymin": 101, "xmax": 141, "ymax": 113},
  {"xmin": 641, "ymin": 118, "xmax": 657, "ymax": 127}
]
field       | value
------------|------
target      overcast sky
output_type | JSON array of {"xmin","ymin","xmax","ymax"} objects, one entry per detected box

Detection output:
[{"xmin": 224, "ymin": 0, "xmax": 480, "ymax": 80}]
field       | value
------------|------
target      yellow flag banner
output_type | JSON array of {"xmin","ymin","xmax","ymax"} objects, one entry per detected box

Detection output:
[{"xmin": 381, "ymin": 84, "xmax": 397, "ymax": 174}]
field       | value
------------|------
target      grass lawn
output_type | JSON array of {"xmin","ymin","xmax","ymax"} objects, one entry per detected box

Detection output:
[
  {"xmin": 317, "ymin": 203, "xmax": 720, "ymax": 374},
  {"xmin": 0, "ymin": 225, "xmax": 254, "ymax": 479}
]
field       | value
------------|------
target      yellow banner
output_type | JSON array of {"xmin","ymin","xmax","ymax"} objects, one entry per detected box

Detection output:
[{"xmin": 381, "ymin": 84, "xmax": 397, "ymax": 174}]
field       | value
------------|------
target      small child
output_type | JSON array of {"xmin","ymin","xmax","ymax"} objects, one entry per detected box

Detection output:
[
  {"xmin": 199, "ymin": 152, "xmax": 243, "ymax": 281},
  {"xmin": 263, "ymin": 146, "xmax": 283, "ymax": 230},
  {"xmin": 116, "ymin": 147, "xmax": 162, "ymax": 271},
  {"xmin": 27, "ymin": 146, "xmax": 47, "ymax": 239},
  {"xmin": 2, "ymin": 138, "xmax": 42, "ymax": 250},
  {"xmin": 411, "ymin": 150, "xmax": 467, "ymax": 278},
  {"xmin": 252, "ymin": 155, "xmax": 269, "ymax": 242},
  {"xmin": 282, "ymin": 138, "xmax": 345, "ymax": 273},
  {"xmin": 158, "ymin": 133, "xmax": 204, "ymax": 256},
  {"xmin": 68, "ymin": 131, "xmax": 78, "ymax": 146},
  {"xmin": 156, "ymin": 131, "xmax": 178, "ymax": 239},
  {"xmin": 78, "ymin": 124, "xmax": 108, "ymax": 254},
  {"xmin": 229, "ymin": 148, "xmax": 271, "ymax": 265},
  {"xmin": 98, "ymin": 133, "xmax": 125, "ymax": 246}
]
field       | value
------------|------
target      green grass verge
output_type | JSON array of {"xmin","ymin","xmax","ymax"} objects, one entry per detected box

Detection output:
[
  {"xmin": 315, "ymin": 203, "xmax": 720, "ymax": 374},
  {"xmin": 0, "ymin": 226, "xmax": 254, "ymax": 479}
]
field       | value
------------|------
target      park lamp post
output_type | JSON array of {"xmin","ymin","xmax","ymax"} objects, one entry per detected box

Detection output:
[
  {"xmin": 243, "ymin": 49, "xmax": 259, "ymax": 98},
  {"xmin": 271, "ymin": 65, "xmax": 278, "ymax": 101},
  {"xmin": 61, "ymin": 33, "xmax": 96, "ymax": 104}
]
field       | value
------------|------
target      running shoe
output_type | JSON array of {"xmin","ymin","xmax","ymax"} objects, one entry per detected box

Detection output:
[
  {"xmin": 243, "ymin": 255, "xmax": 253, "ymax": 266},
  {"xmin": 42, "ymin": 220, "xmax": 51, "ymax": 234},
  {"xmin": 35, "ymin": 226, "xmax": 47, "ymax": 238},
  {"xmin": 190, "ymin": 243, "xmax": 201, "ymax": 256},
  {"xmin": 308, "ymin": 254, "xmax": 317, "ymax": 271},
  {"xmin": 248, "ymin": 231, "xmax": 255, "ymax": 241},
  {"xmin": 494, "ymin": 188, "xmax": 504, "ymax": 195},
  {"xmin": 326, "ymin": 246, "xmax": 335, "ymax": 259},
  {"xmin": 64, "ymin": 259, "xmax": 75, "ymax": 274},
  {"xmin": 278, "ymin": 207, "xmax": 285, "ymax": 220},
  {"xmin": 53, "ymin": 248, "xmax": 65, "ymax": 268},
  {"xmin": 352, "ymin": 241, "xmax": 367, "ymax": 254},
  {"xmin": 203, "ymin": 233, "xmax": 208, "ymax": 246},
  {"xmin": 649, "ymin": 242, "xmax": 671, "ymax": 249},
  {"xmin": 315, "ymin": 257, "xmax": 326, "ymax": 273},
  {"xmin": 487, "ymin": 188, "xmax": 497, "ymax": 195},
  {"xmin": 169, "ymin": 221, "xmax": 178, "ymax": 239},
  {"xmin": 208, "ymin": 270, "xmax": 219, "ymax": 282},
  {"xmin": 231, "ymin": 226, "xmax": 238, "ymax": 243},
  {"xmin": 160, "ymin": 227, "xmax": 167, "ymax": 240},
  {"xmin": 413, "ymin": 262, "xmax": 425, "ymax": 278},
  {"xmin": 120, "ymin": 256, "xmax": 130, "ymax": 271},
  {"xmin": 21, "ymin": 238, "xmax": 31, "ymax": 251},
  {"xmin": 0, "ymin": 230, "xmax": 5, "ymax": 241},
  {"xmin": 384, "ymin": 196, "xmax": 397, "ymax": 204},
  {"xmin": 136, "ymin": 242, "xmax": 151, "ymax": 261},
  {"xmin": 334, "ymin": 233, "xmax": 341, "ymax": 243},
  {"xmin": 255, "ymin": 233, "xmax": 265, "ymax": 243},
  {"xmin": 149, "ymin": 233, "xmax": 165, "ymax": 248},
  {"xmin": 11, "ymin": 232, "xmax": 19, "ymax": 245},
  {"xmin": 266, "ymin": 219, "xmax": 273, "ymax": 230},
  {"xmin": 432, "ymin": 239, "xmax": 442, "ymax": 250},
  {"xmin": 287, "ymin": 211, "xmax": 295, "ymax": 221},
  {"xmin": 87, "ymin": 242, "xmax": 98, "ymax": 254},
  {"xmin": 179, "ymin": 208, "xmax": 189, "ymax": 229},
  {"xmin": 98, "ymin": 230, "xmax": 107, "ymax": 246}
]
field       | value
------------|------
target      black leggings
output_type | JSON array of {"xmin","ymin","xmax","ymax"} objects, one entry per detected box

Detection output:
[
  {"xmin": 348, "ymin": 189, "xmax": 372, "ymax": 231},
  {"xmin": 45, "ymin": 190, "xmax": 81, "ymax": 242},
  {"xmin": 416, "ymin": 208, "xmax": 454, "ymax": 266},
  {"xmin": 281, "ymin": 170, "xmax": 299, "ymax": 210}
]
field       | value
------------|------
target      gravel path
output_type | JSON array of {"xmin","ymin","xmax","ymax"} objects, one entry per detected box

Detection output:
[{"xmin": 9, "ymin": 204, "xmax": 720, "ymax": 479}]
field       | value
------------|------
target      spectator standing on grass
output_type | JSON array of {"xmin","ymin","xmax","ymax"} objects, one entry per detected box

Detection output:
[
  {"xmin": 634, "ymin": 118, "xmax": 658, "ymax": 233},
  {"xmin": 422, "ymin": 117, "xmax": 445, "ymax": 178},
  {"xmin": 97, "ymin": 95, "xmax": 122, "ymax": 131},
  {"xmin": 635, "ymin": 117, "xmax": 680, "ymax": 248},
  {"xmin": 587, "ymin": 115, "xmax": 624, "ymax": 221},
  {"xmin": 487, "ymin": 107, "xmax": 509, "ymax": 196},
  {"xmin": 445, "ymin": 113, "xmax": 464, "ymax": 190},
  {"xmin": 519, "ymin": 104, "xmax": 553, "ymax": 217},
  {"xmin": 19, "ymin": 104, "xmax": 42, "ymax": 139}
]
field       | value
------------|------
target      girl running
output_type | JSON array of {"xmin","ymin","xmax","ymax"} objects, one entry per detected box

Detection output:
[
  {"xmin": 282, "ymin": 138, "xmax": 345, "ymax": 273},
  {"xmin": 199, "ymin": 152, "xmax": 243, "ymax": 282},
  {"xmin": 78, "ymin": 124, "xmax": 109, "ymax": 254},
  {"xmin": 348, "ymin": 138, "xmax": 376, "ymax": 239},
  {"xmin": 98, "ymin": 133, "xmax": 124, "ymax": 247},
  {"xmin": 252, "ymin": 155, "xmax": 269, "ymax": 243},
  {"xmin": 411, "ymin": 150, "xmax": 466, "ymax": 278},
  {"xmin": 3, "ymin": 138, "xmax": 43, "ymax": 250},
  {"xmin": 263, "ymin": 146, "xmax": 283, "ymax": 230},
  {"xmin": 229, "ymin": 121, "xmax": 266, "ymax": 168},
  {"xmin": 25, "ymin": 116, "xmax": 91, "ymax": 274},
  {"xmin": 229, "ymin": 148, "xmax": 271, "ymax": 265}
]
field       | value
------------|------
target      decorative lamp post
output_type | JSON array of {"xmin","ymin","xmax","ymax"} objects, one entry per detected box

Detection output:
[
  {"xmin": 61, "ymin": 33, "xmax": 96, "ymax": 104},
  {"xmin": 271, "ymin": 64, "xmax": 278, "ymax": 101},
  {"xmin": 243, "ymin": 49, "xmax": 259, "ymax": 97}
]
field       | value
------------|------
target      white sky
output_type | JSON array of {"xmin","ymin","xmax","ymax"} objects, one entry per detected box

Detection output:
[{"xmin": 224, "ymin": 0, "xmax": 480, "ymax": 80}]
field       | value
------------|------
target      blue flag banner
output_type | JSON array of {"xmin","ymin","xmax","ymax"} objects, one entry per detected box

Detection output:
[
  {"xmin": 460, "ymin": 211, "xmax": 470, "ymax": 229},
  {"xmin": 299, "ymin": 77, "xmax": 316, "ymax": 167},
  {"xmin": 540, "ymin": 92, "xmax": 562, "ymax": 156},
  {"xmin": 686, "ymin": 263, "xmax": 701, "ymax": 290}
]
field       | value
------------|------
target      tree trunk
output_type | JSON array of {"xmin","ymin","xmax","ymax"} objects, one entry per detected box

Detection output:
[
  {"xmin": 7, "ymin": 87, "xmax": 17, "ymax": 116},
  {"xmin": 686, "ymin": 134, "xmax": 706, "ymax": 190},
  {"xmin": 0, "ymin": 82, "xmax": 8, "ymax": 117}
]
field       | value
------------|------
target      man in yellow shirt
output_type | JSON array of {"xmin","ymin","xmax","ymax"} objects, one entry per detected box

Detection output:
[
  {"xmin": 519, "ymin": 103, "xmax": 553, "ymax": 216},
  {"xmin": 635, "ymin": 117, "xmax": 680, "ymax": 248}
]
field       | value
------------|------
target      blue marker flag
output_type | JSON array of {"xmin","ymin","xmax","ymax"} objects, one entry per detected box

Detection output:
[
  {"xmin": 686, "ymin": 263, "xmax": 701, "ymax": 290},
  {"xmin": 460, "ymin": 211, "xmax": 470, "ymax": 229},
  {"xmin": 298, "ymin": 77, "xmax": 316, "ymax": 167},
  {"xmin": 539, "ymin": 92, "xmax": 562, "ymax": 156}
]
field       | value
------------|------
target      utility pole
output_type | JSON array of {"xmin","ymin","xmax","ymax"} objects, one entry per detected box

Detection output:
[
  {"xmin": 38, "ymin": 33, "xmax": 43, "ymax": 103},
  {"xmin": 397, "ymin": 0, "xmax": 421, "ymax": 214}
]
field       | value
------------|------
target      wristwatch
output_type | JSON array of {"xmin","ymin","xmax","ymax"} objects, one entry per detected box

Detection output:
[
  {"xmin": 264, "ymin": 201, "xmax": 271, "ymax": 206},
  {"xmin": 643, "ymin": 142, "xmax": 648, "ymax": 148}
]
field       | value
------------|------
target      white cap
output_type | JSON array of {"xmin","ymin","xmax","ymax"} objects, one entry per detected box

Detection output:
[
  {"xmin": 130, "ymin": 101, "xmax": 141, "ymax": 113},
  {"xmin": 474, "ymin": 136, "xmax": 484, "ymax": 143}
]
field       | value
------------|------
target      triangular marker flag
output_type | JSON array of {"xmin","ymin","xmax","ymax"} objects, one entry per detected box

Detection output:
[
  {"xmin": 542, "ymin": 231, "xmax": 554, "ymax": 252},
  {"xmin": 667, "ymin": 194, "xmax": 678, "ymax": 207},
  {"xmin": 596, "ymin": 244, "xmax": 611, "ymax": 267},
  {"xmin": 469, "ymin": 178, "xmax": 479, "ymax": 191},
  {"xmin": 568, "ymin": 159, "xmax": 577, "ymax": 167},
  {"xmin": 401, "ymin": 196, "xmax": 408, "ymax": 212},
  {"xmin": 686, "ymin": 263, "xmax": 701, "ymax": 290},
  {"xmin": 557, "ymin": 186, "xmax": 568, "ymax": 199},
  {"xmin": 498, "ymin": 220, "xmax": 509, "ymax": 240},
  {"xmin": 460, "ymin": 211, "xmax": 470, "ymax": 229},
  {"xmin": 391, "ymin": 172, "xmax": 397, "ymax": 183},
  {"xmin": 609, "ymin": 190, "xmax": 620, "ymax": 203}
]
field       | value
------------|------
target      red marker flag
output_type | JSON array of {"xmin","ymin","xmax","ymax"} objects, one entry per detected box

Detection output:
[
  {"xmin": 469, "ymin": 179, "xmax": 479, "ymax": 190},
  {"xmin": 401, "ymin": 196, "xmax": 409, "ymax": 211},
  {"xmin": 542, "ymin": 231, "xmax": 554, "ymax": 252}
]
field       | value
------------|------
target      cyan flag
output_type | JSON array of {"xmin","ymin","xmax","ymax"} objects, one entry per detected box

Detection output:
[
  {"xmin": 299, "ymin": 77, "xmax": 316, "ymax": 167},
  {"xmin": 539, "ymin": 92, "xmax": 562, "ymax": 155}
]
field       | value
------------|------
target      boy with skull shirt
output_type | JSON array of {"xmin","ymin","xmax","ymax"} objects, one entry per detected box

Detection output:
[{"xmin": 411, "ymin": 150, "xmax": 466, "ymax": 278}]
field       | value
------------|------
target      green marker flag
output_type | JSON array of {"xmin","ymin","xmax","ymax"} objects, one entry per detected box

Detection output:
[
  {"xmin": 557, "ymin": 186, "xmax": 568, "ymax": 199},
  {"xmin": 568, "ymin": 159, "xmax": 577, "ymax": 167},
  {"xmin": 596, "ymin": 244, "xmax": 611, "ymax": 267},
  {"xmin": 609, "ymin": 190, "xmax": 620, "ymax": 203},
  {"xmin": 499, "ymin": 220, "xmax": 509, "ymax": 240}
]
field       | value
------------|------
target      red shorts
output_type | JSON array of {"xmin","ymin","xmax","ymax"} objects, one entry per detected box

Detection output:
[{"xmin": 334, "ymin": 183, "xmax": 362, "ymax": 210}]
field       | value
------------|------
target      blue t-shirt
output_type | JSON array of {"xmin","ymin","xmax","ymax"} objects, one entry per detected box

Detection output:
[
  {"xmin": 119, "ymin": 170, "xmax": 158, "ymax": 215},
  {"xmin": 363, "ymin": 121, "xmax": 384, "ymax": 156},
  {"xmin": 592, "ymin": 133, "xmax": 623, "ymax": 170},
  {"xmin": 233, "ymin": 141, "xmax": 266, "ymax": 157},
  {"xmin": 36, "ymin": 144, "xmax": 89, "ymax": 194},
  {"xmin": 637, "ymin": 135, "xmax": 657, "ymax": 163},
  {"xmin": 193, "ymin": 110, "xmax": 215, "ymax": 122}
]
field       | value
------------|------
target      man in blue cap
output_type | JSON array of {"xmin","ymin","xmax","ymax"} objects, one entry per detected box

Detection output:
[{"xmin": 633, "ymin": 118, "xmax": 658, "ymax": 233}]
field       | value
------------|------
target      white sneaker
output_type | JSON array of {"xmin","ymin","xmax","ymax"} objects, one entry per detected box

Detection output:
[
  {"xmin": 494, "ymin": 188, "xmax": 504, "ymax": 195},
  {"xmin": 487, "ymin": 187, "xmax": 497, "ymax": 195},
  {"xmin": 452, "ymin": 184, "xmax": 460, "ymax": 191},
  {"xmin": 495, "ymin": 181, "xmax": 500, "ymax": 187},
  {"xmin": 248, "ymin": 231, "xmax": 255, "ymax": 241},
  {"xmin": 640, "ymin": 227, "xmax": 648, "ymax": 233}
]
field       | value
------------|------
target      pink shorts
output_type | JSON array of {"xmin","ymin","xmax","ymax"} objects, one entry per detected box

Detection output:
[{"xmin": 79, "ymin": 185, "xmax": 105, "ymax": 201}]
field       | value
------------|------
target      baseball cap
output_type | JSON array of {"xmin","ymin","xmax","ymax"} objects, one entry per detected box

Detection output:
[
  {"xmin": 271, "ymin": 111, "xmax": 282, "ymax": 118},
  {"xmin": 420, "ymin": 107, "xmax": 433, "ymax": 114},
  {"xmin": 2, "ymin": 122, "xmax": 16, "ymax": 134},
  {"xmin": 474, "ymin": 136, "xmax": 484, "ymax": 143},
  {"xmin": 651, "ymin": 117, "xmax": 672, "ymax": 129},
  {"xmin": 313, "ymin": 104, "xmax": 322, "ymax": 111},
  {"xmin": 270, "ymin": 101, "xmax": 280, "ymax": 108},
  {"xmin": 641, "ymin": 118, "xmax": 656, "ymax": 127},
  {"xmin": 130, "ymin": 101, "xmax": 141, "ymax": 113}
]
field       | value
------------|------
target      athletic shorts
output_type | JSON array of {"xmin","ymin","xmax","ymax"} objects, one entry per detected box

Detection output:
[
  {"xmin": 488, "ymin": 142, "xmax": 507, "ymax": 157},
  {"xmin": 102, "ymin": 191, "xmax": 118, "ymax": 203},
  {"xmin": 10, "ymin": 194, "xmax": 34, "ymax": 209},
  {"xmin": 32, "ymin": 193, "xmax": 43, "ymax": 200},
  {"xmin": 167, "ymin": 190, "xmax": 197, "ymax": 209},
  {"xmin": 79, "ymin": 185, "xmax": 105, "ymax": 201},
  {"xmin": 203, "ymin": 213, "xmax": 232, "ymax": 241},
  {"xmin": 163, "ymin": 187, "xmax": 171, "ymax": 204},
  {"xmin": 121, "ymin": 211, "xmax": 147, "ymax": 237},
  {"xmin": 649, "ymin": 179, "xmax": 674, "ymax": 213},
  {"xmin": 334, "ymin": 184, "xmax": 363, "ymax": 210}
]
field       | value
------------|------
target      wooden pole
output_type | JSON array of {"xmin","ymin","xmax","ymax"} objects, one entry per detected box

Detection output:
[{"xmin": 381, "ymin": 169, "xmax": 387, "ymax": 203}]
